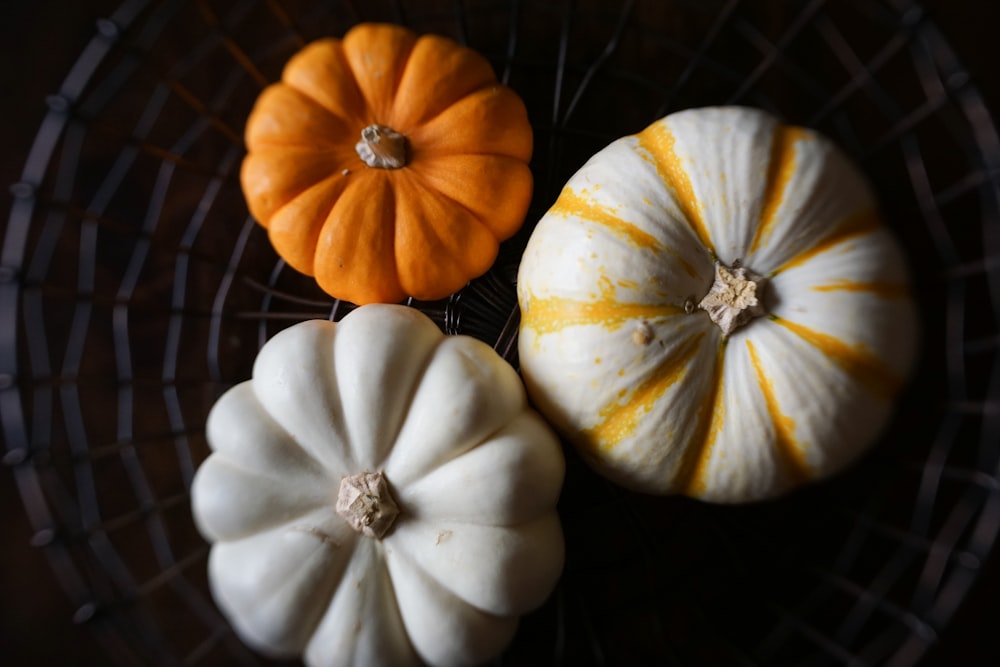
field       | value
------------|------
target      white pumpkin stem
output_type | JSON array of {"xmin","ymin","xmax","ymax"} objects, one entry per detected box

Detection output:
[
  {"xmin": 698, "ymin": 261, "xmax": 768, "ymax": 336},
  {"xmin": 356, "ymin": 124, "xmax": 408, "ymax": 169},
  {"xmin": 336, "ymin": 471, "xmax": 400, "ymax": 539}
]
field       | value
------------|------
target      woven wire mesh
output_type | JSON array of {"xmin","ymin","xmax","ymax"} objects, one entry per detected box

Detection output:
[{"xmin": 2, "ymin": 0, "xmax": 999, "ymax": 664}]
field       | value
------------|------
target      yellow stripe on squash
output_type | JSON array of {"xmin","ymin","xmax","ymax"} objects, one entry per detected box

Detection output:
[
  {"xmin": 746, "ymin": 340, "xmax": 811, "ymax": 484},
  {"xmin": 634, "ymin": 122, "xmax": 715, "ymax": 254},
  {"xmin": 549, "ymin": 187, "xmax": 702, "ymax": 280},
  {"xmin": 583, "ymin": 332, "xmax": 707, "ymax": 452},
  {"xmin": 515, "ymin": 106, "xmax": 916, "ymax": 503},
  {"xmin": 772, "ymin": 315, "xmax": 902, "ymax": 400},
  {"xmin": 521, "ymin": 293, "xmax": 684, "ymax": 337},
  {"xmin": 750, "ymin": 126, "xmax": 811, "ymax": 254},
  {"xmin": 810, "ymin": 280, "xmax": 910, "ymax": 299},
  {"xmin": 676, "ymin": 341, "xmax": 727, "ymax": 496},
  {"xmin": 776, "ymin": 208, "xmax": 881, "ymax": 274},
  {"xmin": 550, "ymin": 188, "xmax": 663, "ymax": 252}
]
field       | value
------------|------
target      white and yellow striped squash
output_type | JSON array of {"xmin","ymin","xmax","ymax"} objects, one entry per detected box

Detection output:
[{"xmin": 516, "ymin": 106, "xmax": 917, "ymax": 503}]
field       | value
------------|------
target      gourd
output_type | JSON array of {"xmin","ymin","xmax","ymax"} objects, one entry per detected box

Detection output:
[
  {"xmin": 191, "ymin": 305, "xmax": 565, "ymax": 666},
  {"xmin": 240, "ymin": 23, "xmax": 533, "ymax": 305},
  {"xmin": 516, "ymin": 106, "xmax": 917, "ymax": 503}
]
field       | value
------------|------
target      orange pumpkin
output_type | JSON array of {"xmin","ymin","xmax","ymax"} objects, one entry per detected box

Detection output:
[{"xmin": 240, "ymin": 23, "xmax": 534, "ymax": 305}]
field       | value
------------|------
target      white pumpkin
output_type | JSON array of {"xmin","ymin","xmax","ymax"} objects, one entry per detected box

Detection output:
[
  {"xmin": 191, "ymin": 304, "xmax": 565, "ymax": 666},
  {"xmin": 516, "ymin": 106, "xmax": 917, "ymax": 503}
]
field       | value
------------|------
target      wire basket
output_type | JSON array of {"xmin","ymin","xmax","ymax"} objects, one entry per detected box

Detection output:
[{"xmin": 3, "ymin": 0, "xmax": 999, "ymax": 664}]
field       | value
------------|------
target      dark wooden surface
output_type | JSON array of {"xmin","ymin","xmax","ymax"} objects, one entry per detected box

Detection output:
[{"xmin": 1, "ymin": 1, "xmax": 998, "ymax": 664}]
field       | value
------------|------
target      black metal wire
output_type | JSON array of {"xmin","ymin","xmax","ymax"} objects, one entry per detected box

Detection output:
[{"xmin": 3, "ymin": 0, "xmax": 999, "ymax": 665}]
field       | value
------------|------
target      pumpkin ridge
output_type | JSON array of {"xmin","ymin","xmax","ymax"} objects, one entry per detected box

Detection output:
[
  {"xmin": 281, "ymin": 38, "xmax": 368, "ymax": 128},
  {"xmin": 771, "ymin": 315, "xmax": 902, "ymax": 400},
  {"xmin": 406, "ymin": 154, "xmax": 532, "ymax": 239},
  {"xmin": 329, "ymin": 311, "xmax": 447, "ymax": 473},
  {"xmin": 390, "ymin": 503, "xmax": 518, "ymax": 530},
  {"xmin": 248, "ymin": 321, "xmax": 357, "ymax": 472},
  {"xmin": 341, "ymin": 23, "xmax": 419, "ymax": 124},
  {"xmin": 304, "ymin": 540, "xmax": 408, "ymax": 664},
  {"xmin": 583, "ymin": 331, "xmax": 706, "ymax": 453},
  {"xmin": 389, "ymin": 33, "xmax": 499, "ymax": 129},
  {"xmin": 773, "ymin": 208, "xmax": 880, "ymax": 275},
  {"xmin": 387, "ymin": 515, "xmax": 563, "ymax": 617},
  {"xmin": 381, "ymin": 332, "xmax": 536, "ymax": 489},
  {"xmin": 674, "ymin": 340, "xmax": 727, "ymax": 495},
  {"xmin": 746, "ymin": 340, "xmax": 811, "ymax": 484},
  {"xmin": 401, "ymin": 82, "xmax": 498, "ymax": 134},
  {"xmin": 283, "ymin": 509, "xmax": 359, "ymax": 555},
  {"xmin": 208, "ymin": 456, "xmax": 332, "ymax": 494},
  {"xmin": 383, "ymin": 529, "xmax": 492, "ymax": 611},
  {"xmin": 403, "ymin": 86, "xmax": 534, "ymax": 162},
  {"xmin": 391, "ymin": 171, "xmax": 497, "ymax": 298},
  {"xmin": 241, "ymin": 147, "xmax": 355, "ymax": 225},
  {"xmin": 307, "ymin": 323, "xmax": 360, "ymax": 471},
  {"xmin": 404, "ymin": 164, "xmax": 504, "ymax": 238},
  {"xmin": 749, "ymin": 125, "xmax": 810, "ymax": 254},
  {"xmin": 374, "ymin": 333, "xmax": 452, "ymax": 477},
  {"xmin": 315, "ymin": 174, "xmax": 405, "ymax": 304},
  {"xmin": 267, "ymin": 172, "xmax": 353, "ymax": 275},
  {"xmin": 382, "ymin": 539, "xmax": 517, "ymax": 659},
  {"xmin": 207, "ymin": 382, "xmax": 336, "ymax": 477},
  {"xmin": 218, "ymin": 522, "xmax": 351, "ymax": 652},
  {"xmin": 193, "ymin": 460, "xmax": 334, "ymax": 542},
  {"xmin": 394, "ymin": 415, "xmax": 562, "ymax": 528},
  {"xmin": 249, "ymin": 85, "xmax": 359, "ymax": 149},
  {"xmin": 634, "ymin": 121, "xmax": 715, "ymax": 255}
]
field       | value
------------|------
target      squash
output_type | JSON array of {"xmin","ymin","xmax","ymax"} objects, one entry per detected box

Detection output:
[
  {"xmin": 516, "ymin": 106, "xmax": 917, "ymax": 503},
  {"xmin": 240, "ymin": 23, "xmax": 534, "ymax": 305},
  {"xmin": 191, "ymin": 305, "xmax": 565, "ymax": 666}
]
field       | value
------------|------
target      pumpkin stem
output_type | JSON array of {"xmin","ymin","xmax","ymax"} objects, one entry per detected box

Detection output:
[
  {"xmin": 356, "ymin": 124, "xmax": 408, "ymax": 169},
  {"xmin": 336, "ymin": 470, "xmax": 400, "ymax": 539},
  {"xmin": 698, "ymin": 261, "xmax": 768, "ymax": 336}
]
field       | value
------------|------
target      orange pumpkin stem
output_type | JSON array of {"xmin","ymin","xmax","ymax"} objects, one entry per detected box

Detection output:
[
  {"xmin": 356, "ymin": 124, "xmax": 408, "ymax": 169},
  {"xmin": 698, "ymin": 260, "xmax": 768, "ymax": 336}
]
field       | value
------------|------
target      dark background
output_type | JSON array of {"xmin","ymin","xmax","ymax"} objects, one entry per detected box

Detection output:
[{"xmin": 2, "ymin": 1, "xmax": 998, "ymax": 664}]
